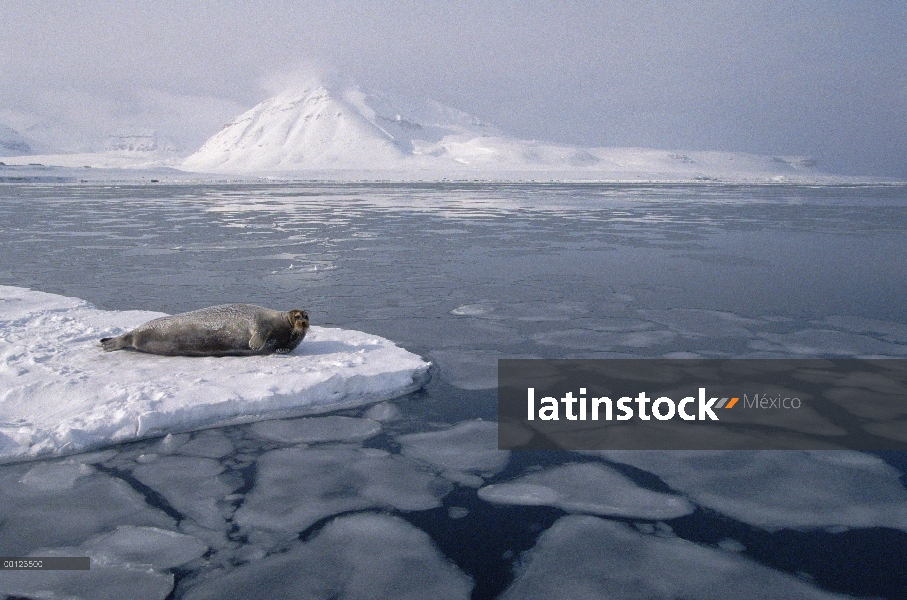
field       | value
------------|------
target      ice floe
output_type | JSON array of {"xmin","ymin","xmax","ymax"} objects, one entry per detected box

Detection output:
[
  {"xmin": 232, "ymin": 445, "xmax": 450, "ymax": 533},
  {"xmin": 478, "ymin": 462, "xmax": 694, "ymax": 519},
  {"xmin": 501, "ymin": 515, "xmax": 851, "ymax": 599},
  {"xmin": 181, "ymin": 513, "xmax": 472, "ymax": 600},
  {"xmin": 595, "ymin": 450, "xmax": 907, "ymax": 531},
  {"xmin": 0, "ymin": 285, "xmax": 429, "ymax": 463},
  {"xmin": 397, "ymin": 419, "xmax": 510, "ymax": 482}
]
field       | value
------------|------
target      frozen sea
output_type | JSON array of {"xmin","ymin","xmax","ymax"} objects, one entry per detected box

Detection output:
[{"xmin": 1, "ymin": 180, "xmax": 906, "ymax": 599}]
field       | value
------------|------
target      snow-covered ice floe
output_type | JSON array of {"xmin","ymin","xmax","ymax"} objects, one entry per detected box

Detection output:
[{"xmin": 0, "ymin": 286, "xmax": 430, "ymax": 463}]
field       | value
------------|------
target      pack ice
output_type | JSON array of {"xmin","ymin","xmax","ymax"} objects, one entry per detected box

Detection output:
[{"xmin": 0, "ymin": 286, "xmax": 430, "ymax": 463}]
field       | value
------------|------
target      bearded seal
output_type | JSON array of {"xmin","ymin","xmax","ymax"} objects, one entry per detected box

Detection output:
[{"xmin": 100, "ymin": 304, "xmax": 309, "ymax": 357}]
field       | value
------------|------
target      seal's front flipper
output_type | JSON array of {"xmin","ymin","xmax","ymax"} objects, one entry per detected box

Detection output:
[{"xmin": 249, "ymin": 329, "xmax": 270, "ymax": 352}]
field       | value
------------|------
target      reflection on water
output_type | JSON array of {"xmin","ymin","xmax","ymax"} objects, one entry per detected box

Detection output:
[{"xmin": 1, "ymin": 182, "xmax": 906, "ymax": 599}]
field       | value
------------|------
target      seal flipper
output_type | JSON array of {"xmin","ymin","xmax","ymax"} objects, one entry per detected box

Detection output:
[
  {"xmin": 248, "ymin": 328, "xmax": 271, "ymax": 352},
  {"xmin": 100, "ymin": 334, "xmax": 131, "ymax": 352}
]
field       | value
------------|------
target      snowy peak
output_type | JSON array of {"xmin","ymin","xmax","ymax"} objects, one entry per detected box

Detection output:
[{"xmin": 182, "ymin": 81, "xmax": 499, "ymax": 172}]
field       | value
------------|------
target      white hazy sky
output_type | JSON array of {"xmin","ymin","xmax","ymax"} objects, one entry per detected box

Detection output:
[{"xmin": 1, "ymin": 1, "xmax": 905, "ymax": 176}]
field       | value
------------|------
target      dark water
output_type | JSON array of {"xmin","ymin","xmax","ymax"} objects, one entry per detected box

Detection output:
[{"xmin": 1, "ymin": 181, "xmax": 906, "ymax": 599}]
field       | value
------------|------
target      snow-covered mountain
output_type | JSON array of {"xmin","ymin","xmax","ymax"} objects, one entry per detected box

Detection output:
[
  {"xmin": 182, "ymin": 81, "xmax": 503, "ymax": 172},
  {"xmin": 181, "ymin": 79, "xmax": 611, "ymax": 174},
  {"xmin": 0, "ymin": 123, "xmax": 32, "ymax": 156},
  {"xmin": 182, "ymin": 80, "xmax": 826, "ymax": 181}
]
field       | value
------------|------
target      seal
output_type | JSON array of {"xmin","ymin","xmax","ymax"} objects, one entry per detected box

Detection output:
[{"xmin": 100, "ymin": 304, "xmax": 309, "ymax": 357}]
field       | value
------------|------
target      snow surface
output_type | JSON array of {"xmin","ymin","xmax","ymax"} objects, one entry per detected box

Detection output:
[{"xmin": 0, "ymin": 285, "xmax": 430, "ymax": 463}]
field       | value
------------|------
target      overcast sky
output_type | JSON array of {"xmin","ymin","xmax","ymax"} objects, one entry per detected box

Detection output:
[{"xmin": 1, "ymin": 1, "xmax": 904, "ymax": 176}]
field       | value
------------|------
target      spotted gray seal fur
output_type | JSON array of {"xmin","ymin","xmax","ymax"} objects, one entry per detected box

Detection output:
[{"xmin": 100, "ymin": 304, "xmax": 309, "ymax": 357}]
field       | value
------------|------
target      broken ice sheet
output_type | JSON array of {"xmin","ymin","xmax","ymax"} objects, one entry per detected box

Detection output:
[
  {"xmin": 180, "ymin": 513, "xmax": 472, "ymax": 600},
  {"xmin": 0, "ymin": 524, "xmax": 209, "ymax": 600},
  {"xmin": 0, "ymin": 460, "xmax": 173, "ymax": 555},
  {"xmin": 478, "ymin": 462, "xmax": 694, "ymax": 519},
  {"xmin": 131, "ymin": 455, "xmax": 238, "ymax": 531},
  {"xmin": 82, "ymin": 525, "xmax": 207, "ymax": 569},
  {"xmin": 501, "ymin": 515, "xmax": 851, "ymax": 600},
  {"xmin": 232, "ymin": 445, "xmax": 450, "ymax": 533}
]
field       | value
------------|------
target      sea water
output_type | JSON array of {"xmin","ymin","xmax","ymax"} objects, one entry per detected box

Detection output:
[{"xmin": 1, "ymin": 181, "xmax": 905, "ymax": 598}]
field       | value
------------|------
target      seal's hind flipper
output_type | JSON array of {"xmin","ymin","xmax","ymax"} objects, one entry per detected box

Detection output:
[{"xmin": 100, "ymin": 335, "xmax": 129, "ymax": 352}]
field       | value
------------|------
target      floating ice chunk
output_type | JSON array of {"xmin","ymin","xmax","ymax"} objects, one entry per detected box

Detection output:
[
  {"xmin": 0, "ymin": 285, "xmax": 429, "ymax": 463},
  {"xmin": 132, "ymin": 456, "xmax": 238, "ymax": 531},
  {"xmin": 502, "ymin": 515, "xmax": 850, "ymax": 600},
  {"xmin": 19, "ymin": 461, "xmax": 94, "ymax": 492},
  {"xmin": 181, "ymin": 513, "xmax": 472, "ymax": 600},
  {"xmin": 431, "ymin": 349, "xmax": 503, "ymax": 389},
  {"xmin": 0, "ymin": 549, "xmax": 174, "ymax": 600},
  {"xmin": 250, "ymin": 415, "xmax": 381, "ymax": 444},
  {"xmin": 156, "ymin": 433, "xmax": 190, "ymax": 454},
  {"xmin": 177, "ymin": 430, "xmax": 234, "ymax": 458},
  {"xmin": 233, "ymin": 446, "xmax": 450, "ymax": 533},
  {"xmin": 595, "ymin": 450, "xmax": 907, "ymax": 531},
  {"xmin": 83, "ymin": 525, "xmax": 207, "ymax": 569},
  {"xmin": 450, "ymin": 303, "xmax": 493, "ymax": 316},
  {"xmin": 0, "ymin": 461, "xmax": 174, "ymax": 556},
  {"xmin": 363, "ymin": 401, "xmax": 400, "ymax": 422},
  {"xmin": 397, "ymin": 419, "xmax": 509, "ymax": 477},
  {"xmin": 478, "ymin": 462, "xmax": 694, "ymax": 519}
]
